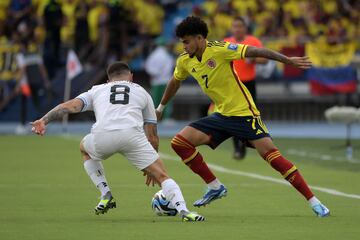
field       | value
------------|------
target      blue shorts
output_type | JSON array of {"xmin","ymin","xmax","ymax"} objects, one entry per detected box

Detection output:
[{"xmin": 189, "ymin": 113, "xmax": 271, "ymax": 149}]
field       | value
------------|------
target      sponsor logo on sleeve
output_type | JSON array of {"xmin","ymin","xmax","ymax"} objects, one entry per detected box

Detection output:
[{"xmin": 227, "ymin": 43, "xmax": 238, "ymax": 51}]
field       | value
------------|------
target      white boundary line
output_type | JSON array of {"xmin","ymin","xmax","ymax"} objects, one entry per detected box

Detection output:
[
  {"xmin": 287, "ymin": 149, "xmax": 360, "ymax": 164},
  {"xmin": 58, "ymin": 136, "xmax": 360, "ymax": 200},
  {"xmin": 159, "ymin": 152, "xmax": 360, "ymax": 200}
]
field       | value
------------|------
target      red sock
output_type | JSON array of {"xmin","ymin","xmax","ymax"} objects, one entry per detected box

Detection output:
[
  {"xmin": 263, "ymin": 149, "xmax": 314, "ymax": 200},
  {"xmin": 171, "ymin": 134, "xmax": 216, "ymax": 183}
]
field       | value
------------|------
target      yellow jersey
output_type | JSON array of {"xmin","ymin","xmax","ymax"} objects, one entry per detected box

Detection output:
[
  {"xmin": 0, "ymin": 37, "xmax": 20, "ymax": 81},
  {"xmin": 174, "ymin": 41, "xmax": 260, "ymax": 117}
]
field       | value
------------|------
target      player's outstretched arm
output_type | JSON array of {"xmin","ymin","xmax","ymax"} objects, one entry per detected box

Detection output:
[
  {"xmin": 245, "ymin": 46, "xmax": 312, "ymax": 69},
  {"xmin": 156, "ymin": 77, "xmax": 181, "ymax": 121},
  {"xmin": 31, "ymin": 98, "xmax": 84, "ymax": 136},
  {"xmin": 156, "ymin": 77, "xmax": 182, "ymax": 120}
]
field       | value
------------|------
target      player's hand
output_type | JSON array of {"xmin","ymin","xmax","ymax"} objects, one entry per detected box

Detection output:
[
  {"xmin": 30, "ymin": 119, "xmax": 46, "ymax": 136},
  {"xmin": 143, "ymin": 172, "xmax": 159, "ymax": 187},
  {"xmin": 155, "ymin": 110, "xmax": 163, "ymax": 121},
  {"xmin": 288, "ymin": 56, "xmax": 312, "ymax": 69}
]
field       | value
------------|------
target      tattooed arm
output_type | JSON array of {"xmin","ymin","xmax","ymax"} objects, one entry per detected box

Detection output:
[
  {"xmin": 31, "ymin": 98, "xmax": 84, "ymax": 136},
  {"xmin": 245, "ymin": 46, "xmax": 312, "ymax": 69},
  {"xmin": 143, "ymin": 123, "xmax": 159, "ymax": 152}
]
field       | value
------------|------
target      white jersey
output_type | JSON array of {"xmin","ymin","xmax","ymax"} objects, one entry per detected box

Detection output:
[
  {"xmin": 144, "ymin": 46, "xmax": 174, "ymax": 86},
  {"xmin": 76, "ymin": 80, "xmax": 157, "ymax": 133}
]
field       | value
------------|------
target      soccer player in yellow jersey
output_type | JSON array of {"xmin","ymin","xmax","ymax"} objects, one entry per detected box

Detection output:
[{"xmin": 156, "ymin": 16, "xmax": 330, "ymax": 217}]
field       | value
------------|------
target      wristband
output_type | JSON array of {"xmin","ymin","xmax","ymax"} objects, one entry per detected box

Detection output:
[{"xmin": 156, "ymin": 104, "xmax": 165, "ymax": 112}]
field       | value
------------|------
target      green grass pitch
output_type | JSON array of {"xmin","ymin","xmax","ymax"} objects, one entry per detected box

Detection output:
[{"xmin": 0, "ymin": 135, "xmax": 359, "ymax": 240}]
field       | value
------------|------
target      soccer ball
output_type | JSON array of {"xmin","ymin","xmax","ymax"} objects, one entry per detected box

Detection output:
[{"xmin": 151, "ymin": 190, "xmax": 178, "ymax": 216}]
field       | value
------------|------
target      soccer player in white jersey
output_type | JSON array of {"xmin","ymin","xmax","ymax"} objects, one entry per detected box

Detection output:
[{"xmin": 31, "ymin": 61, "xmax": 205, "ymax": 222}]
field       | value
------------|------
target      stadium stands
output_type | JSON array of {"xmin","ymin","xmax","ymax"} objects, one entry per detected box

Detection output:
[{"xmin": 0, "ymin": 0, "xmax": 359, "ymax": 123}]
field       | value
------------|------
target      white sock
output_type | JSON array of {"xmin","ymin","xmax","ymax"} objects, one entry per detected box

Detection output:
[
  {"xmin": 207, "ymin": 178, "xmax": 222, "ymax": 190},
  {"xmin": 84, "ymin": 159, "xmax": 110, "ymax": 197},
  {"xmin": 308, "ymin": 196, "xmax": 321, "ymax": 207},
  {"xmin": 161, "ymin": 178, "xmax": 189, "ymax": 213}
]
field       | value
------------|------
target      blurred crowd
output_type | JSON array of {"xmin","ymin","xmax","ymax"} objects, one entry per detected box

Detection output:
[
  {"xmin": 200, "ymin": 0, "xmax": 359, "ymax": 45},
  {"xmin": 0, "ymin": 0, "xmax": 166, "ymax": 77},
  {"xmin": 0, "ymin": 0, "xmax": 167, "ymax": 117},
  {"xmin": 0, "ymin": 0, "xmax": 359, "ymax": 123}
]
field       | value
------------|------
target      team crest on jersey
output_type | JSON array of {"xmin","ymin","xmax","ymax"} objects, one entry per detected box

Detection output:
[
  {"xmin": 227, "ymin": 43, "xmax": 238, "ymax": 51},
  {"xmin": 207, "ymin": 59, "xmax": 216, "ymax": 69}
]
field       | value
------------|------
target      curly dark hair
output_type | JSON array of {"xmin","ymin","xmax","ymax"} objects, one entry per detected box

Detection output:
[{"xmin": 175, "ymin": 16, "xmax": 208, "ymax": 38}]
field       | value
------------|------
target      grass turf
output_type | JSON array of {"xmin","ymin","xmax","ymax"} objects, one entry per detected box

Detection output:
[{"xmin": 0, "ymin": 136, "xmax": 359, "ymax": 240}]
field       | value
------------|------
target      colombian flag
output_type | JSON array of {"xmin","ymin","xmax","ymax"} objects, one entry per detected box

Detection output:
[
  {"xmin": 306, "ymin": 41, "xmax": 357, "ymax": 95},
  {"xmin": 307, "ymin": 66, "xmax": 357, "ymax": 95}
]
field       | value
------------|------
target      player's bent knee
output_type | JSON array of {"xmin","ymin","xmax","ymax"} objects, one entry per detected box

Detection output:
[
  {"xmin": 80, "ymin": 140, "xmax": 86, "ymax": 152},
  {"xmin": 79, "ymin": 141, "xmax": 91, "ymax": 161},
  {"xmin": 171, "ymin": 134, "xmax": 198, "ymax": 164},
  {"xmin": 170, "ymin": 134, "xmax": 188, "ymax": 151},
  {"xmin": 81, "ymin": 151, "xmax": 91, "ymax": 161}
]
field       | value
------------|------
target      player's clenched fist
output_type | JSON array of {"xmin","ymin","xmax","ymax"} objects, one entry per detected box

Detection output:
[{"xmin": 30, "ymin": 119, "xmax": 46, "ymax": 136}]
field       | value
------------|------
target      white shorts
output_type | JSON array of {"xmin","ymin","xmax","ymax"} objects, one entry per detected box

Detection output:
[{"xmin": 82, "ymin": 127, "xmax": 159, "ymax": 170}]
